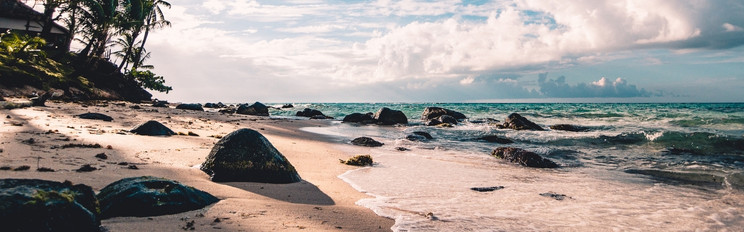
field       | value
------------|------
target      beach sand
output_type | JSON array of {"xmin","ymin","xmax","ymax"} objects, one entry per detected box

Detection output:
[{"xmin": 0, "ymin": 100, "xmax": 393, "ymax": 231}]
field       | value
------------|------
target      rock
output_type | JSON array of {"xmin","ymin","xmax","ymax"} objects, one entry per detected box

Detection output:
[
  {"xmin": 339, "ymin": 155, "xmax": 373, "ymax": 166},
  {"xmin": 77, "ymin": 112, "xmax": 114, "ymax": 122},
  {"xmin": 491, "ymin": 147, "xmax": 558, "ymax": 168},
  {"xmin": 176, "ymin": 103, "xmax": 204, "ymax": 111},
  {"xmin": 204, "ymin": 102, "xmax": 225, "ymax": 108},
  {"xmin": 218, "ymin": 107, "xmax": 236, "ymax": 114},
  {"xmin": 30, "ymin": 92, "xmax": 53, "ymax": 107},
  {"xmin": 550, "ymin": 124, "xmax": 590, "ymax": 132},
  {"xmin": 201, "ymin": 129, "xmax": 301, "ymax": 183},
  {"xmin": 97, "ymin": 176, "xmax": 219, "ymax": 219},
  {"xmin": 130, "ymin": 120, "xmax": 176, "ymax": 136},
  {"xmin": 95, "ymin": 153, "xmax": 108, "ymax": 159},
  {"xmin": 625, "ymin": 169, "xmax": 726, "ymax": 188},
  {"xmin": 351, "ymin": 137, "xmax": 384, "ymax": 147},
  {"xmin": 540, "ymin": 192, "xmax": 569, "ymax": 200},
  {"xmin": 342, "ymin": 113, "xmax": 376, "ymax": 124},
  {"xmin": 421, "ymin": 107, "xmax": 467, "ymax": 122},
  {"xmin": 470, "ymin": 186, "xmax": 504, "ymax": 192},
  {"xmin": 413, "ymin": 131, "xmax": 434, "ymax": 139},
  {"xmin": 373, "ymin": 107, "xmax": 408, "ymax": 125},
  {"xmin": 728, "ymin": 172, "xmax": 744, "ymax": 190},
  {"xmin": 296, "ymin": 108, "xmax": 331, "ymax": 119},
  {"xmin": 76, "ymin": 164, "xmax": 97, "ymax": 172},
  {"xmin": 152, "ymin": 100, "xmax": 169, "ymax": 108},
  {"xmin": 0, "ymin": 179, "xmax": 100, "ymax": 231},
  {"xmin": 236, "ymin": 102, "xmax": 269, "ymax": 116},
  {"xmin": 500, "ymin": 113, "xmax": 544, "ymax": 131},
  {"xmin": 281, "ymin": 104, "xmax": 294, "ymax": 108},
  {"xmin": 426, "ymin": 115, "xmax": 458, "ymax": 126},
  {"xmin": 477, "ymin": 135, "xmax": 514, "ymax": 144},
  {"xmin": 395, "ymin": 147, "xmax": 410, "ymax": 151},
  {"xmin": 406, "ymin": 131, "xmax": 433, "ymax": 141}
]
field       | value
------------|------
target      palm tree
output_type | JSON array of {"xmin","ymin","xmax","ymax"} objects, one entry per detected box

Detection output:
[
  {"xmin": 77, "ymin": 0, "xmax": 119, "ymax": 60},
  {"xmin": 131, "ymin": 0, "xmax": 170, "ymax": 69},
  {"xmin": 112, "ymin": 31, "xmax": 140, "ymax": 70},
  {"xmin": 116, "ymin": 0, "xmax": 145, "ymax": 71}
]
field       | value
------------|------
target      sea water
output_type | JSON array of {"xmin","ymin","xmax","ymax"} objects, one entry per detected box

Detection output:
[{"xmin": 271, "ymin": 103, "xmax": 744, "ymax": 231}]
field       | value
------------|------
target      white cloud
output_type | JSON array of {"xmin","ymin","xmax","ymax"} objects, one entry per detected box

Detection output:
[
  {"xmin": 459, "ymin": 76, "xmax": 475, "ymax": 85},
  {"xmin": 723, "ymin": 23, "xmax": 743, "ymax": 32}
]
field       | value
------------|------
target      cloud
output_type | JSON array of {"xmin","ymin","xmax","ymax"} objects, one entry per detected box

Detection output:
[
  {"xmin": 723, "ymin": 23, "xmax": 743, "ymax": 32},
  {"xmin": 537, "ymin": 73, "xmax": 651, "ymax": 98}
]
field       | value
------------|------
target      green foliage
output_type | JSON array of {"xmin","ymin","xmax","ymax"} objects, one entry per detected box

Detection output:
[
  {"xmin": 128, "ymin": 68, "xmax": 172, "ymax": 93},
  {"xmin": 340, "ymin": 155, "xmax": 374, "ymax": 166},
  {"xmin": 0, "ymin": 32, "xmax": 47, "ymax": 63}
]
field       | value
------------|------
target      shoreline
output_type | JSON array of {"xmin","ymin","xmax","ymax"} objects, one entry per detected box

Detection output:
[{"xmin": 0, "ymin": 101, "xmax": 394, "ymax": 231}]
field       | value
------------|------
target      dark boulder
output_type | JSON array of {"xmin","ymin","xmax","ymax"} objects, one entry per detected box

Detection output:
[
  {"xmin": 77, "ymin": 112, "xmax": 113, "ymax": 122},
  {"xmin": 406, "ymin": 131, "xmax": 433, "ymax": 141},
  {"xmin": 204, "ymin": 102, "xmax": 225, "ymax": 108},
  {"xmin": 500, "ymin": 113, "xmax": 544, "ymax": 131},
  {"xmin": 342, "ymin": 113, "xmax": 376, "ymax": 124},
  {"xmin": 491, "ymin": 147, "xmax": 558, "ymax": 168},
  {"xmin": 296, "ymin": 108, "xmax": 331, "ymax": 119},
  {"xmin": 130, "ymin": 120, "xmax": 175, "ymax": 136},
  {"xmin": 237, "ymin": 102, "xmax": 269, "ymax": 116},
  {"xmin": 201, "ymin": 129, "xmax": 301, "ymax": 183},
  {"xmin": 550, "ymin": 124, "xmax": 590, "ymax": 132},
  {"xmin": 477, "ymin": 135, "xmax": 514, "ymax": 144},
  {"xmin": 97, "ymin": 176, "xmax": 218, "ymax": 219},
  {"xmin": 281, "ymin": 104, "xmax": 294, "ymax": 108},
  {"xmin": 373, "ymin": 107, "xmax": 407, "ymax": 125},
  {"xmin": 351, "ymin": 137, "xmax": 384, "ymax": 147},
  {"xmin": 426, "ymin": 115, "xmax": 458, "ymax": 126},
  {"xmin": 152, "ymin": 100, "xmax": 169, "ymax": 108},
  {"xmin": 219, "ymin": 107, "xmax": 236, "ymax": 114},
  {"xmin": 176, "ymin": 103, "xmax": 204, "ymax": 111},
  {"xmin": 421, "ymin": 107, "xmax": 466, "ymax": 121},
  {"xmin": 0, "ymin": 179, "xmax": 100, "ymax": 231}
]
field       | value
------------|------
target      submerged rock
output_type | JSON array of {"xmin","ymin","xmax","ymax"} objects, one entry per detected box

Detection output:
[
  {"xmin": 421, "ymin": 107, "xmax": 467, "ymax": 121},
  {"xmin": 236, "ymin": 102, "xmax": 269, "ymax": 116},
  {"xmin": 0, "ymin": 179, "xmax": 100, "ymax": 231},
  {"xmin": 491, "ymin": 147, "xmax": 558, "ymax": 168},
  {"xmin": 550, "ymin": 124, "xmax": 590, "ymax": 132},
  {"xmin": 176, "ymin": 103, "xmax": 204, "ymax": 111},
  {"xmin": 351, "ymin": 137, "xmax": 384, "ymax": 147},
  {"xmin": 477, "ymin": 135, "xmax": 514, "ymax": 144},
  {"xmin": 500, "ymin": 113, "xmax": 544, "ymax": 131},
  {"xmin": 97, "ymin": 176, "xmax": 219, "ymax": 219},
  {"xmin": 373, "ymin": 107, "xmax": 408, "ymax": 125},
  {"xmin": 201, "ymin": 129, "xmax": 301, "ymax": 183},
  {"xmin": 296, "ymin": 108, "xmax": 332, "ymax": 119},
  {"xmin": 426, "ymin": 115, "xmax": 459, "ymax": 126},
  {"xmin": 131, "ymin": 120, "xmax": 175, "ymax": 136},
  {"xmin": 281, "ymin": 104, "xmax": 294, "ymax": 108},
  {"xmin": 625, "ymin": 169, "xmax": 726, "ymax": 188},
  {"xmin": 77, "ymin": 112, "xmax": 113, "ymax": 122},
  {"xmin": 406, "ymin": 131, "xmax": 433, "ymax": 141},
  {"xmin": 342, "ymin": 113, "xmax": 376, "ymax": 124},
  {"xmin": 540, "ymin": 192, "xmax": 569, "ymax": 200}
]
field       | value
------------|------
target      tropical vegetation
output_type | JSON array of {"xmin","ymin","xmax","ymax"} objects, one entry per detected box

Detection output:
[{"xmin": 1, "ymin": 0, "xmax": 172, "ymax": 95}]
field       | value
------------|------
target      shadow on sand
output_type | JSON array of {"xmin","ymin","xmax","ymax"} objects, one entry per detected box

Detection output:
[{"xmin": 224, "ymin": 180, "xmax": 335, "ymax": 205}]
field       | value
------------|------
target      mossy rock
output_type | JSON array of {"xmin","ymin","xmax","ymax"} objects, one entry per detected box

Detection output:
[
  {"xmin": 340, "ymin": 155, "xmax": 373, "ymax": 166},
  {"xmin": 201, "ymin": 129, "xmax": 301, "ymax": 183},
  {"xmin": 0, "ymin": 179, "xmax": 100, "ymax": 231},
  {"xmin": 97, "ymin": 176, "xmax": 219, "ymax": 219}
]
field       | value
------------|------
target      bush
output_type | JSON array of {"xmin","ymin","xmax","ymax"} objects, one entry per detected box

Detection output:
[
  {"xmin": 0, "ymin": 32, "xmax": 47, "ymax": 63},
  {"xmin": 127, "ymin": 68, "xmax": 172, "ymax": 93}
]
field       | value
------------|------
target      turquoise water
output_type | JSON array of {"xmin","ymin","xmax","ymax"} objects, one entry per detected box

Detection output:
[{"xmin": 270, "ymin": 103, "xmax": 744, "ymax": 230}]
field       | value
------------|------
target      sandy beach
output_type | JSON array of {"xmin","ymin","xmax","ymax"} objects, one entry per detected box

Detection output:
[{"xmin": 0, "ymin": 100, "xmax": 394, "ymax": 231}]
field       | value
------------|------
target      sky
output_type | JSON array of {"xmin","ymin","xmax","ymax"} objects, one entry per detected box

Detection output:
[{"xmin": 140, "ymin": 0, "xmax": 744, "ymax": 103}]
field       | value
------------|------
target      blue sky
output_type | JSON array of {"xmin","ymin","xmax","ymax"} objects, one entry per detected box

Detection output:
[{"xmin": 143, "ymin": 0, "xmax": 744, "ymax": 103}]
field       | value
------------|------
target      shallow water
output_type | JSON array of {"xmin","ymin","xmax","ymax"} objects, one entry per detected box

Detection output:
[{"xmin": 289, "ymin": 103, "xmax": 744, "ymax": 231}]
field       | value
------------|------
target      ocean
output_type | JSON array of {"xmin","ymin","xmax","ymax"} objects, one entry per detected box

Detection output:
[{"xmin": 269, "ymin": 103, "xmax": 744, "ymax": 231}]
